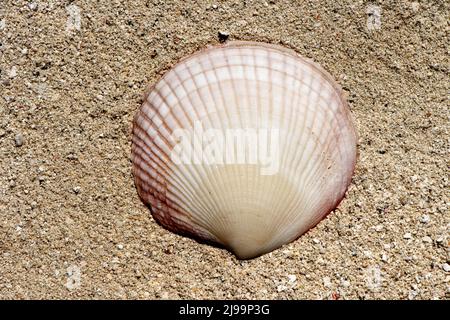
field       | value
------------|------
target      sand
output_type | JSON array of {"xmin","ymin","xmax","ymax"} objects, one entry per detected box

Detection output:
[{"xmin": 0, "ymin": 0, "xmax": 449, "ymax": 299}]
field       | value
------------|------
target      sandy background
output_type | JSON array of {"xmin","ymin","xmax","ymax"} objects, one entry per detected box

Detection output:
[{"xmin": 0, "ymin": 0, "xmax": 449, "ymax": 299}]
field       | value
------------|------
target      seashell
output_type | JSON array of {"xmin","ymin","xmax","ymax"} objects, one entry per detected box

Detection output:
[{"xmin": 132, "ymin": 41, "xmax": 357, "ymax": 259}]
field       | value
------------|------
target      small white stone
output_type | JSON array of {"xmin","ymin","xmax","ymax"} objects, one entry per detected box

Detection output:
[
  {"xmin": 28, "ymin": 2, "xmax": 38, "ymax": 11},
  {"xmin": 14, "ymin": 133, "xmax": 24, "ymax": 147},
  {"xmin": 277, "ymin": 284, "xmax": 287, "ymax": 292},
  {"xmin": 403, "ymin": 232, "xmax": 412, "ymax": 239},
  {"xmin": 422, "ymin": 236, "xmax": 432, "ymax": 243},
  {"xmin": 21, "ymin": 48, "xmax": 28, "ymax": 55},
  {"xmin": 374, "ymin": 224, "xmax": 384, "ymax": 232},
  {"xmin": 0, "ymin": 19, "xmax": 6, "ymax": 31},
  {"xmin": 312, "ymin": 238, "xmax": 320, "ymax": 244},
  {"xmin": 323, "ymin": 276, "xmax": 332, "ymax": 288},
  {"xmin": 9, "ymin": 66, "xmax": 17, "ymax": 78},
  {"xmin": 287, "ymin": 274, "xmax": 297, "ymax": 283},
  {"xmin": 381, "ymin": 253, "xmax": 388, "ymax": 262},
  {"xmin": 341, "ymin": 279, "xmax": 350, "ymax": 287},
  {"xmin": 117, "ymin": 244, "xmax": 124, "ymax": 250},
  {"xmin": 73, "ymin": 186, "xmax": 81, "ymax": 194},
  {"xmin": 443, "ymin": 263, "xmax": 450, "ymax": 272},
  {"xmin": 111, "ymin": 257, "xmax": 120, "ymax": 264},
  {"xmin": 420, "ymin": 215, "xmax": 430, "ymax": 224}
]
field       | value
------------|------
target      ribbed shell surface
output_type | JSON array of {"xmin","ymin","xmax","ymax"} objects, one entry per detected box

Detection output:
[{"xmin": 132, "ymin": 41, "xmax": 357, "ymax": 259}]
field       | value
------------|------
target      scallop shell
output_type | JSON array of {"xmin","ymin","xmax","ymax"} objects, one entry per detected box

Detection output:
[{"xmin": 132, "ymin": 41, "xmax": 357, "ymax": 259}]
